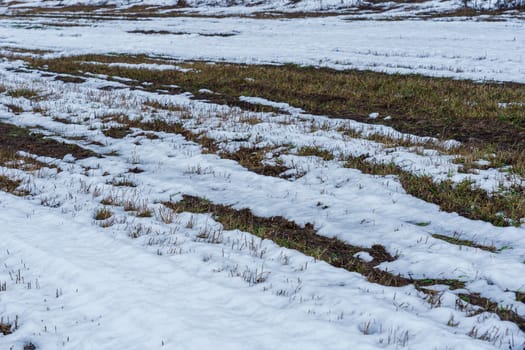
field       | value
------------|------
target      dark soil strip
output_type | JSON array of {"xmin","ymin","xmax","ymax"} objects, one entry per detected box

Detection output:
[
  {"xmin": 0, "ymin": 122, "xmax": 97, "ymax": 159},
  {"xmin": 165, "ymin": 195, "xmax": 525, "ymax": 332}
]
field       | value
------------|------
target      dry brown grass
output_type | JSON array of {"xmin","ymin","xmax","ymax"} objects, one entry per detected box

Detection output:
[
  {"xmin": 0, "ymin": 321, "xmax": 12, "ymax": 335},
  {"xmin": 0, "ymin": 122, "xmax": 98, "ymax": 160},
  {"xmin": 94, "ymin": 207, "xmax": 112, "ymax": 220},
  {"xmin": 296, "ymin": 146, "xmax": 334, "ymax": 161}
]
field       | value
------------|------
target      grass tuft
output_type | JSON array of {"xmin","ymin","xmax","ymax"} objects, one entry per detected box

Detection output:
[
  {"xmin": 296, "ymin": 146, "xmax": 334, "ymax": 161},
  {"xmin": 94, "ymin": 207, "xmax": 112, "ymax": 220}
]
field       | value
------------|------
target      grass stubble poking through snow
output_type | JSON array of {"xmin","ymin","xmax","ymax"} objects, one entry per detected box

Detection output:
[
  {"xmin": 1, "ymin": 48, "xmax": 525, "ymax": 349},
  {"xmin": 27, "ymin": 54, "xmax": 525, "ymax": 227}
]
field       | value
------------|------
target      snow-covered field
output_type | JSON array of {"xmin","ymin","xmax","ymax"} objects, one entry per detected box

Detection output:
[
  {"xmin": 0, "ymin": 6, "xmax": 525, "ymax": 350},
  {"xmin": 0, "ymin": 16, "xmax": 524, "ymax": 83}
]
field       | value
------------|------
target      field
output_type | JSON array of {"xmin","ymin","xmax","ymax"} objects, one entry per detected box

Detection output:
[{"xmin": 0, "ymin": 2, "xmax": 525, "ymax": 349}]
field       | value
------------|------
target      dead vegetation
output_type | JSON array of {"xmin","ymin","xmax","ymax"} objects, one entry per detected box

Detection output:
[
  {"xmin": 0, "ymin": 122, "xmax": 97, "ymax": 160},
  {"xmin": 102, "ymin": 125, "xmax": 133, "ymax": 139},
  {"xmin": 94, "ymin": 207, "xmax": 113, "ymax": 220},
  {"xmin": 0, "ymin": 321, "xmax": 12, "ymax": 335},
  {"xmin": 0, "ymin": 316, "xmax": 18, "ymax": 335},
  {"xmin": 0, "ymin": 175, "xmax": 27, "ymax": 196}
]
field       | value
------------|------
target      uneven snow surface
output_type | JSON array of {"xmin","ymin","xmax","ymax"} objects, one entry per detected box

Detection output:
[
  {"xmin": 0, "ymin": 9, "xmax": 525, "ymax": 350},
  {"xmin": 0, "ymin": 17, "xmax": 524, "ymax": 83}
]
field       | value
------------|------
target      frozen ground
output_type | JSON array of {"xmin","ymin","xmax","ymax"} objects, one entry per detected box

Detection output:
[{"xmin": 0, "ymin": 6, "xmax": 525, "ymax": 350}]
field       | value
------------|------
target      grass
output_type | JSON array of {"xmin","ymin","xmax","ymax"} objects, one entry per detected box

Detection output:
[
  {"xmin": 27, "ymin": 54, "xmax": 525, "ymax": 177},
  {"xmin": 401, "ymin": 175, "xmax": 525, "ymax": 227},
  {"xmin": 105, "ymin": 115, "xmax": 290, "ymax": 177},
  {"xmin": 108, "ymin": 177, "xmax": 137, "ymax": 187},
  {"xmin": 28, "ymin": 55, "xmax": 525, "ymax": 150},
  {"xmin": 0, "ymin": 122, "xmax": 98, "ymax": 160},
  {"xmin": 164, "ymin": 195, "xmax": 525, "ymax": 331},
  {"xmin": 97, "ymin": 112, "xmax": 525, "ymax": 227},
  {"xmin": 0, "ymin": 175, "xmax": 27, "ymax": 196},
  {"xmin": 13, "ymin": 55, "xmax": 525, "ymax": 226},
  {"xmin": 220, "ymin": 146, "xmax": 290, "ymax": 177},
  {"xmin": 0, "ymin": 148, "xmax": 57, "ymax": 172},
  {"xmin": 296, "ymin": 146, "xmax": 334, "ymax": 161},
  {"xmin": 164, "ymin": 195, "xmax": 465, "ymax": 289},
  {"xmin": 0, "ymin": 315, "xmax": 18, "ymax": 335},
  {"xmin": 6, "ymin": 88, "xmax": 39, "ymax": 100},
  {"xmin": 516, "ymin": 291, "xmax": 525, "ymax": 304},
  {"xmin": 458, "ymin": 293, "xmax": 525, "ymax": 331},
  {"xmin": 0, "ymin": 322, "xmax": 12, "ymax": 335},
  {"xmin": 94, "ymin": 207, "xmax": 112, "ymax": 220},
  {"xmin": 431, "ymin": 233, "xmax": 497, "ymax": 252},
  {"xmin": 102, "ymin": 125, "xmax": 133, "ymax": 139},
  {"xmin": 345, "ymin": 155, "xmax": 525, "ymax": 227}
]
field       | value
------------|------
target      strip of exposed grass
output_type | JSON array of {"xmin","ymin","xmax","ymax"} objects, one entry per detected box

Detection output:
[
  {"xmin": 115, "ymin": 115, "xmax": 290, "ymax": 177},
  {"xmin": 0, "ymin": 122, "xmax": 98, "ymax": 160},
  {"xmin": 458, "ymin": 293, "xmax": 525, "ymax": 331},
  {"xmin": 28, "ymin": 55, "xmax": 525, "ymax": 151},
  {"xmin": 345, "ymin": 155, "xmax": 525, "ymax": 227},
  {"xmin": 431, "ymin": 234, "xmax": 497, "ymax": 252},
  {"xmin": 165, "ymin": 195, "xmax": 525, "ymax": 332},
  {"xmin": 164, "ymin": 195, "xmax": 455, "ymax": 288},
  {"xmin": 102, "ymin": 126, "xmax": 133, "ymax": 139},
  {"xmin": 400, "ymin": 174, "xmax": 525, "ymax": 227},
  {"xmin": 297, "ymin": 146, "xmax": 334, "ymax": 161}
]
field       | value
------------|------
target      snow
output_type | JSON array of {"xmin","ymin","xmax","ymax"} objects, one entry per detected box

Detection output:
[
  {"xmin": 0, "ymin": 7, "xmax": 524, "ymax": 350},
  {"xmin": 1, "ymin": 17, "xmax": 524, "ymax": 83}
]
